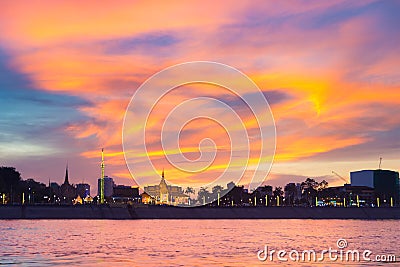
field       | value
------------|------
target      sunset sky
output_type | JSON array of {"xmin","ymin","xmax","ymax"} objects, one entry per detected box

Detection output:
[{"xmin": 0, "ymin": 1, "xmax": 399, "ymax": 191}]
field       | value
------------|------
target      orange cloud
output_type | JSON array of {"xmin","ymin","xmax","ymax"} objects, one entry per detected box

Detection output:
[{"xmin": 1, "ymin": 0, "xmax": 399, "ymax": 189}]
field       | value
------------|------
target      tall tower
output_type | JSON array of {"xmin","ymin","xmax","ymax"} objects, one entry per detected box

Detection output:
[
  {"xmin": 64, "ymin": 163, "xmax": 69, "ymax": 185},
  {"xmin": 159, "ymin": 169, "xmax": 169, "ymax": 204},
  {"xmin": 100, "ymin": 148, "xmax": 105, "ymax": 204}
]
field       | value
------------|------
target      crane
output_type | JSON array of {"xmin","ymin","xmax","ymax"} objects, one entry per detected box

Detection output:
[{"xmin": 332, "ymin": 171, "xmax": 350, "ymax": 184}]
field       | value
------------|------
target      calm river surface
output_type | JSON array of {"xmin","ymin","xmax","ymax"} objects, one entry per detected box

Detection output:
[{"xmin": 0, "ymin": 220, "xmax": 399, "ymax": 266}]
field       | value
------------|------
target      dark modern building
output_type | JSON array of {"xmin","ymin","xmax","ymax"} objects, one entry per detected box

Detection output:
[
  {"xmin": 351, "ymin": 169, "xmax": 400, "ymax": 204},
  {"xmin": 112, "ymin": 185, "xmax": 140, "ymax": 203},
  {"xmin": 97, "ymin": 176, "xmax": 114, "ymax": 199}
]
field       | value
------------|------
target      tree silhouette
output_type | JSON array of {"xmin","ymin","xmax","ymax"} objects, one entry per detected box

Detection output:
[
  {"xmin": 273, "ymin": 187, "xmax": 283, "ymax": 198},
  {"xmin": 212, "ymin": 185, "xmax": 223, "ymax": 194},
  {"xmin": 317, "ymin": 180, "xmax": 329, "ymax": 191},
  {"xmin": 185, "ymin": 186, "xmax": 195, "ymax": 195},
  {"xmin": 197, "ymin": 187, "xmax": 210, "ymax": 204},
  {"xmin": 300, "ymin": 178, "xmax": 329, "ymax": 206},
  {"xmin": 284, "ymin": 183, "xmax": 297, "ymax": 205},
  {"xmin": 185, "ymin": 186, "xmax": 195, "ymax": 201},
  {"xmin": 0, "ymin": 167, "xmax": 22, "ymax": 202}
]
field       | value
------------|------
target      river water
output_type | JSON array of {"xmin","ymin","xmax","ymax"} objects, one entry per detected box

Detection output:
[{"xmin": 0, "ymin": 220, "xmax": 398, "ymax": 266}]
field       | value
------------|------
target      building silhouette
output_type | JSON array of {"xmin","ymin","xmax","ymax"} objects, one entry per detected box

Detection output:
[
  {"xmin": 97, "ymin": 176, "xmax": 114, "ymax": 199},
  {"xmin": 76, "ymin": 183, "xmax": 90, "ymax": 198},
  {"xmin": 320, "ymin": 184, "xmax": 375, "ymax": 206},
  {"xmin": 112, "ymin": 185, "xmax": 140, "ymax": 203},
  {"xmin": 49, "ymin": 182, "xmax": 61, "ymax": 198},
  {"xmin": 351, "ymin": 169, "xmax": 400, "ymax": 204},
  {"xmin": 60, "ymin": 165, "xmax": 76, "ymax": 203}
]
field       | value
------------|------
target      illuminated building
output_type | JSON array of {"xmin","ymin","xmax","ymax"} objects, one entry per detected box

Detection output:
[
  {"xmin": 321, "ymin": 185, "xmax": 375, "ymax": 206},
  {"xmin": 140, "ymin": 192, "xmax": 154, "ymax": 204},
  {"xmin": 144, "ymin": 170, "xmax": 189, "ymax": 205},
  {"xmin": 73, "ymin": 195, "xmax": 83, "ymax": 205},
  {"xmin": 84, "ymin": 195, "xmax": 93, "ymax": 203}
]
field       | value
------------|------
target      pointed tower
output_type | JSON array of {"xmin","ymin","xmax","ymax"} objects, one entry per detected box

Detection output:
[
  {"xmin": 60, "ymin": 163, "xmax": 74, "ymax": 203},
  {"xmin": 64, "ymin": 163, "xmax": 69, "ymax": 185},
  {"xmin": 159, "ymin": 169, "xmax": 169, "ymax": 204}
]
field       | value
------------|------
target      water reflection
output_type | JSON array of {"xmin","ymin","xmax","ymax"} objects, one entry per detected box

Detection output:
[{"xmin": 0, "ymin": 220, "xmax": 398, "ymax": 266}]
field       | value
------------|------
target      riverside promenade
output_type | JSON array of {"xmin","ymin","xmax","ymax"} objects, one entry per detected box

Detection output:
[{"xmin": 1, "ymin": 205, "xmax": 400, "ymax": 220}]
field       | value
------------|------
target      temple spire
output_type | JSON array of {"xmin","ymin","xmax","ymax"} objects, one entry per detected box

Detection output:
[{"xmin": 64, "ymin": 163, "xmax": 69, "ymax": 185}]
